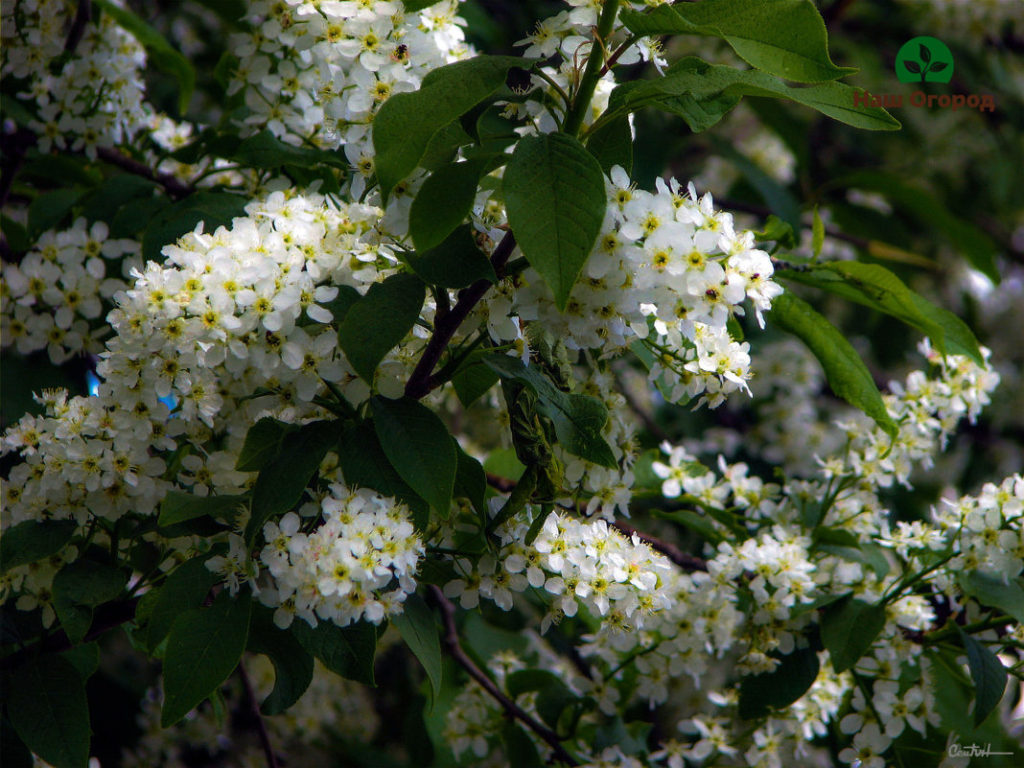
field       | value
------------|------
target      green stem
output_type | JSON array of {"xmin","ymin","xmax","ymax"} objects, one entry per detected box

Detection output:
[{"xmin": 562, "ymin": 0, "xmax": 621, "ymax": 137}]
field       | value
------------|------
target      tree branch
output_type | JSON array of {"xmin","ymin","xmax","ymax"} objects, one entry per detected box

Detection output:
[
  {"xmin": 238, "ymin": 660, "xmax": 280, "ymax": 768},
  {"xmin": 64, "ymin": 0, "xmax": 92, "ymax": 53},
  {"xmin": 611, "ymin": 521, "xmax": 708, "ymax": 572},
  {"xmin": 427, "ymin": 585, "xmax": 580, "ymax": 766},
  {"xmin": 95, "ymin": 146, "xmax": 193, "ymax": 200},
  {"xmin": 405, "ymin": 230, "xmax": 516, "ymax": 400}
]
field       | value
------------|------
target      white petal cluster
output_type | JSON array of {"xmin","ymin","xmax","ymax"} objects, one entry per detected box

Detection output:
[
  {"xmin": 258, "ymin": 483, "xmax": 424, "ymax": 629},
  {"xmin": 491, "ymin": 170, "xmax": 781, "ymax": 409},
  {"xmin": 1, "ymin": 219, "xmax": 137, "ymax": 363},
  {"xmin": 444, "ymin": 505, "xmax": 674, "ymax": 633},
  {"xmin": 227, "ymin": 0, "xmax": 469, "ymax": 171},
  {"xmin": 2, "ymin": 0, "xmax": 151, "ymax": 157}
]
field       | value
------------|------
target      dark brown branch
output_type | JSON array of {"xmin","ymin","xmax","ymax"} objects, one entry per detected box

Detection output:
[
  {"xmin": 405, "ymin": 231, "xmax": 517, "ymax": 399},
  {"xmin": 612, "ymin": 521, "xmax": 708, "ymax": 572},
  {"xmin": 95, "ymin": 146, "xmax": 193, "ymax": 200},
  {"xmin": 64, "ymin": 0, "xmax": 92, "ymax": 53},
  {"xmin": 238, "ymin": 660, "xmax": 280, "ymax": 768},
  {"xmin": 427, "ymin": 585, "xmax": 580, "ymax": 766},
  {"xmin": 0, "ymin": 596, "xmax": 139, "ymax": 671}
]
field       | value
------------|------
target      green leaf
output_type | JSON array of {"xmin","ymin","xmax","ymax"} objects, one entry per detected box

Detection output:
[
  {"xmin": 110, "ymin": 195, "xmax": 171, "ymax": 238},
  {"xmin": 20, "ymin": 155, "xmax": 101, "ymax": 189},
  {"xmin": 815, "ymin": 542, "xmax": 890, "ymax": 580},
  {"xmin": 767, "ymin": 293, "xmax": 898, "ymax": 437},
  {"xmin": 738, "ymin": 646, "xmax": 820, "ymax": 719},
  {"xmin": 391, "ymin": 593, "xmax": 442, "ymax": 703},
  {"xmin": 142, "ymin": 191, "xmax": 248, "ymax": 261},
  {"xmin": 503, "ymin": 132, "xmax": 607, "ymax": 310},
  {"xmin": 409, "ymin": 160, "xmax": 486, "ymax": 251},
  {"xmin": 337, "ymin": 420, "xmax": 430, "ymax": 530},
  {"xmin": 247, "ymin": 607, "xmax": 315, "ymax": 715},
  {"xmin": 162, "ymin": 590, "xmax": 252, "ymax": 726},
  {"xmin": 95, "ymin": 0, "xmax": 195, "ymax": 113},
  {"xmin": 482, "ymin": 447, "xmax": 527, "ymax": 483},
  {"xmin": 235, "ymin": 417, "xmax": 297, "ymax": 472},
  {"xmin": 958, "ymin": 628, "xmax": 1007, "ymax": 727},
  {"xmin": 8, "ymin": 655, "xmax": 90, "ymax": 768},
  {"xmin": 505, "ymin": 669, "xmax": 581, "ymax": 732},
  {"xmin": 28, "ymin": 188, "xmax": 84, "ymax": 237},
  {"xmin": 779, "ymin": 261, "xmax": 984, "ymax": 364},
  {"xmin": 230, "ymin": 129, "xmax": 346, "ymax": 169},
  {"xmin": 652, "ymin": 509, "xmax": 724, "ymax": 546},
  {"xmin": 61, "ymin": 643, "xmax": 100, "ymax": 680},
  {"xmin": 158, "ymin": 491, "xmax": 247, "ymax": 528},
  {"xmin": 959, "ymin": 572, "xmax": 1024, "ymax": 625},
  {"xmin": 619, "ymin": 0, "xmax": 855, "ymax": 83},
  {"xmin": 502, "ymin": 722, "xmax": 543, "ymax": 768},
  {"xmin": 484, "ymin": 355, "xmax": 618, "ymax": 468},
  {"xmin": 321, "ymin": 284, "xmax": 363, "ymax": 326},
  {"xmin": 405, "ymin": 225, "xmax": 497, "ymax": 289},
  {"xmin": 291, "ymin": 619, "xmax": 377, "ymax": 686},
  {"xmin": 607, "ymin": 57, "xmax": 899, "ymax": 133},
  {"xmin": 403, "ymin": 0, "xmax": 443, "ymax": 10},
  {"xmin": 452, "ymin": 354, "xmax": 501, "ymax": 406},
  {"xmin": 710, "ymin": 136, "xmax": 800, "ymax": 231},
  {"xmin": 144, "ymin": 556, "xmax": 219, "ymax": 650},
  {"xmin": 371, "ymin": 396, "xmax": 456, "ymax": 513},
  {"xmin": 373, "ymin": 55, "xmax": 530, "ymax": 198},
  {"xmin": 338, "ymin": 273, "xmax": 425, "ymax": 383},
  {"xmin": 1, "ymin": 716, "xmax": 34, "ymax": 768},
  {"xmin": 0, "ymin": 520, "xmax": 77, "ymax": 573},
  {"xmin": 247, "ymin": 420, "xmax": 338, "ymax": 540},
  {"xmin": 753, "ymin": 215, "xmax": 797, "ymax": 249},
  {"xmin": 453, "ymin": 442, "xmax": 487, "ymax": 517},
  {"xmin": 820, "ymin": 596, "xmax": 886, "ymax": 673},
  {"xmin": 78, "ymin": 174, "xmax": 158, "ymax": 224},
  {"xmin": 585, "ymin": 115, "xmax": 633, "ymax": 175},
  {"xmin": 52, "ymin": 559, "xmax": 128, "ymax": 643}
]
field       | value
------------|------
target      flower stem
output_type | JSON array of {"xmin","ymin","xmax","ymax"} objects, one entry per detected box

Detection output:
[{"xmin": 562, "ymin": 0, "xmax": 621, "ymax": 138}]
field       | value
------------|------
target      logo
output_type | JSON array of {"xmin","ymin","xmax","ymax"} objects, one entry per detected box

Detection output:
[
  {"xmin": 947, "ymin": 735, "xmax": 1014, "ymax": 760},
  {"xmin": 895, "ymin": 36, "xmax": 953, "ymax": 84}
]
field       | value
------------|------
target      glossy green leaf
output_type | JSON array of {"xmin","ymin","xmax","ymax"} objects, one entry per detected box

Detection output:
[
  {"xmin": 0, "ymin": 520, "xmax": 77, "ymax": 573},
  {"xmin": 410, "ymin": 160, "xmax": 486, "ymax": 251},
  {"xmin": 52, "ymin": 559, "xmax": 128, "ymax": 643},
  {"xmin": 405, "ymin": 225, "xmax": 497, "ymax": 289},
  {"xmin": 158, "ymin": 491, "xmax": 247, "ymax": 528},
  {"xmin": 235, "ymin": 417, "xmax": 297, "ymax": 472},
  {"xmin": 162, "ymin": 590, "xmax": 252, "ymax": 726},
  {"xmin": 959, "ymin": 572, "xmax": 1024, "ymax": 625},
  {"xmin": 291, "ymin": 619, "xmax": 377, "ymax": 686},
  {"xmin": 607, "ymin": 58, "xmax": 899, "ymax": 133},
  {"xmin": 371, "ymin": 396, "xmax": 456, "ymax": 513},
  {"xmin": 373, "ymin": 55, "xmax": 530, "ymax": 198},
  {"xmin": 503, "ymin": 132, "xmax": 607, "ymax": 310},
  {"xmin": 8, "ymin": 655, "xmax": 90, "ymax": 768},
  {"xmin": 248, "ymin": 420, "xmax": 338, "ymax": 539},
  {"xmin": 738, "ymin": 646, "xmax": 820, "ymax": 719},
  {"xmin": 391, "ymin": 593, "xmax": 443, "ymax": 703},
  {"xmin": 767, "ymin": 293, "xmax": 898, "ymax": 437},
  {"xmin": 959, "ymin": 628, "xmax": 1007, "ymax": 726},
  {"xmin": 247, "ymin": 607, "xmax": 315, "ymax": 715},
  {"xmin": 95, "ymin": 0, "xmax": 195, "ymax": 113},
  {"xmin": 779, "ymin": 261, "xmax": 984, "ymax": 364},
  {"xmin": 336, "ymin": 420, "xmax": 430, "ymax": 530},
  {"xmin": 338, "ymin": 273, "xmax": 425, "ymax": 383},
  {"xmin": 144, "ymin": 556, "xmax": 219, "ymax": 650},
  {"xmin": 452, "ymin": 354, "xmax": 501, "ymax": 406},
  {"xmin": 820, "ymin": 596, "xmax": 886, "ymax": 673},
  {"xmin": 620, "ymin": 0, "xmax": 855, "ymax": 83},
  {"xmin": 484, "ymin": 355, "xmax": 618, "ymax": 468},
  {"xmin": 585, "ymin": 115, "xmax": 633, "ymax": 175},
  {"xmin": 28, "ymin": 188, "xmax": 84, "ymax": 238}
]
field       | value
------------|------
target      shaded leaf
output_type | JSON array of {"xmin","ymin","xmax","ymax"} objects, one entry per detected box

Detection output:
[
  {"xmin": 8, "ymin": 655, "xmax": 90, "ymax": 768},
  {"xmin": 738, "ymin": 646, "xmax": 820, "ymax": 719},
  {"xmin": 338, "ymin": 273, "xmax": 425, "ymax": 383},
  {"xmin": 247, "ymin": 607, "xmax": 315, "ymax": 715},
  {"xmin": 0, "ymin": 520, "xmax": 77, "ymax": 573},
  {"xmin": 291, "ymin": 619, "xmax": 377, "ymax": 686},
  {"xmin": 959, "ymin": 628, "xmax": 1007, "ymax": 727},
  {"xmin": 820, "ymin": 596, "xmax": 886, "ymax": 672},
  {"xmin": 391, "ymin": 593, "xmax": 442, "ymax": 703}
]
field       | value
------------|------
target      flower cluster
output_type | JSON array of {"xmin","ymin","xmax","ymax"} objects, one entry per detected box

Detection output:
[
  {"xmin": 489, "ymin": 170, "xmax": 782, "ymax": 409},
  {"xmin": 258, "ymin": 483, "xmax": 424, "ymax": 629},
  {"xmin": 1, "ymin": 218, "xmax": 138, "ymax": 363},
  {"xmin": 2, "ymin": 0, "xmax": 151, "ymax": 157},
  {"xmin": 444, "ymin": 504, "xmax": 674, "ymax": 633},
  {"xmin": 227, "ymin": 0, "xmax": 470, "ymax": 176}
]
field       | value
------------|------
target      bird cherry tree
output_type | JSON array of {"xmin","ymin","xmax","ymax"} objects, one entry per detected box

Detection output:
[{"xmin": 1, "ymin": 1, "xmax": 1021, "ymax": 767}]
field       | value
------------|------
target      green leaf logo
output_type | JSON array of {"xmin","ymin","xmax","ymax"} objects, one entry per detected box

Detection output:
[{"xmin": 895, "ymin": 36, "xmax": 953, "ymax": 84}]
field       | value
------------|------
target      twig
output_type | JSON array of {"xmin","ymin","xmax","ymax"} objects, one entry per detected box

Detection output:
[
  {"xmin": 96, "ymin": 146, "xmax": 193, "ymax": 200},
  {"xmin": 427, "ymin": 585, "xmax": 580, "ymax": 766},
  {"xmin": 238, "ymin": 660, "xmax": 280, "ymax": 768},
  {"xmin": 611, "ymin": 521, "xmax": 708, "ymax": 572},
  {"xmin": 405, "ymin": 231, "xmax": 516, "ymax": 399},
  {"xmin": 64, "ymin": 0, "xmax": 92, "ymax": 53}
]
